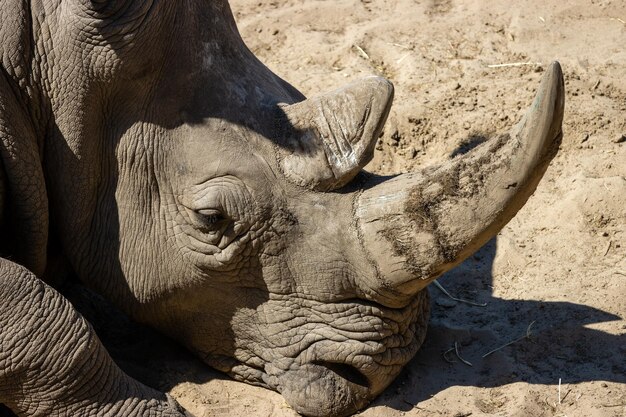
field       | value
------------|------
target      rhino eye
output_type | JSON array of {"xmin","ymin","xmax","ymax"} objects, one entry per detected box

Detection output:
[{"xmin": 196, "ymin": 208, "xmax": 227, "ymax": 227}]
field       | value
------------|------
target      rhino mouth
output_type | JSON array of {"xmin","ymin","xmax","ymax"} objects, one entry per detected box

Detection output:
[
  {"xmin": 311, "ymin": 360, "xmax": 370, "ymax": 388},
  {"xmin": 274, "ymin": 361, "xmax": 373, "ymax": 417},
  {"xmin": 204, "ymin": 290, "xmax": 430, "ymax": 417}
]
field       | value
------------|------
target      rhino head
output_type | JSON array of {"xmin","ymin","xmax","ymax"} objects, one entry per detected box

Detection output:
[{"xmin": 2, "ymin": 1, "xmax": 563, "ymax": 416}]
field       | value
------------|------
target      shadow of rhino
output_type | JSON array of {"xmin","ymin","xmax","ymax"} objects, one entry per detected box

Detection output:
[{"xmin": 370, "ymin": 237, "xmax": 625, "ymax": 413}]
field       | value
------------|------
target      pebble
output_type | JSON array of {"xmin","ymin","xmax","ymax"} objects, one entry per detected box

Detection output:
[{"xmin": 615, "ymin": 134, "xmax": 626, "ymax": 144}]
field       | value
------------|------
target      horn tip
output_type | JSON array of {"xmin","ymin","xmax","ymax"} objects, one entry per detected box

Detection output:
[
  {"xmin": 547, "ymin": 61, "xmax": 563, "ymax": 77},
  {"xmin": 544, "ymin": 61, "xmax": 565, "ymax": 104},
  {"xmin": 545, "ymin": 60, "xmax": 565, "ymax": 135}
]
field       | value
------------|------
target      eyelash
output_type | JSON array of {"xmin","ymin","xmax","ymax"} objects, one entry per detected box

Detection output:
[
  {"xmin": 204, "ymin": 213, "xmax": 223, "ymax": 225},
  {"xmin": 196, "ymin": 209, "xmax": 226, "ymax": 228}
]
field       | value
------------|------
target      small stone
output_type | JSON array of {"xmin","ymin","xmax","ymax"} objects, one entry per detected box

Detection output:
[
  {"xmin": 601, "ymin": 382, "xmax": 608, "ymax": 388},
  {"xmin": 601, "ymin": 231, "xmax": 609, "ymax": 237},
  {"xmin": 615, "ymin": 134, "xmax": 626, "ymax": 144},
  {"xmin": 581, "ymin": 133, "xmax": 589, "ymax": 143}
]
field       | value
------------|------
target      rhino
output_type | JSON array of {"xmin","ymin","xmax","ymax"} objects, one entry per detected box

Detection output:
[{"xmin": 0, "ymin": 1, "xmax": 564, "ymax": 416}]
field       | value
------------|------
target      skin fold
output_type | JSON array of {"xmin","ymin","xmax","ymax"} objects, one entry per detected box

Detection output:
[
  {"xmin": 0, "ymin": 259, "xmax": 190, "ymax": 417},
  {"xmin": 0, "ymin": 1, "xmax": 563, "ymax": 416}
]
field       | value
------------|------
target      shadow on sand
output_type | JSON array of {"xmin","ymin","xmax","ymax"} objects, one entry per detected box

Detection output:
[{"xmin": 370, "ymin": 237, "xmax": 625, "ymax": 412}]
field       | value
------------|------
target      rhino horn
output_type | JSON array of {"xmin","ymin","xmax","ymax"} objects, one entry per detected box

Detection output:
[
  {"xmin": 279, "ymin": 76, "xmax": 393, "ymax": 191},
  {"xmin": 357, "ymin": 62, "xmax": 564, "ymax": 296}
]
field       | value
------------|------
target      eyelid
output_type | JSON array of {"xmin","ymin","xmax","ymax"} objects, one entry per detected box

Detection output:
[
  {"xmin": 178, "ymin": 191, "xmax": 223, "ymax": 214},
  {"xmin": 196, "ymin": 208, "xmax": 222, "ymax": 217}
]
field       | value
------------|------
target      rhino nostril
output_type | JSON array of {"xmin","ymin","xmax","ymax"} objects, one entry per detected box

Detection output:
[{"xmin": 312, "ymin": 361, "xmax": 370, "ymax": 388}]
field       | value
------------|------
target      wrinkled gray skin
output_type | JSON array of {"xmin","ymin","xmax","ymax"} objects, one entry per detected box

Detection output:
[{"xmin": 0, "ymin": 1, "xmax": 564, "ymax": 416}]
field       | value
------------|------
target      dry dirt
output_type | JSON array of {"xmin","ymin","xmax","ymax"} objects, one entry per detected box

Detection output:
[{"xmin": 80, "ymin": 1, "xmax": 626, "ymax": 416}]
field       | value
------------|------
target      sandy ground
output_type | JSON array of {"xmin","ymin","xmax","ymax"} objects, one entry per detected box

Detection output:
[{"xmin": 74, "ymin": 1, "xmax": 626, "ymax": 416}]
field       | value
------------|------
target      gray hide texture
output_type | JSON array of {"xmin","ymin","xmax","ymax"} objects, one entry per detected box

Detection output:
[{"xmin": 0, "ymin": 1, "xmax": 564, "ymax": 416}]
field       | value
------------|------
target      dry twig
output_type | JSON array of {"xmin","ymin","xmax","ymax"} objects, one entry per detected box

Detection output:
[{"xmin": 561, "ymin": 388, "xmax": 572, "ymax": 404}]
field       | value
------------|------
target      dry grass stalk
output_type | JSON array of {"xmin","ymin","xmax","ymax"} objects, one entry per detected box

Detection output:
[
  {"xmin": 353, "ymin": 44, "xmax": 370, "ymax": 60},
  {"xmin": 388, "ymin": 42, "xmax": 411, "ymax": 50},
  {"xmin": 561, "ymin": 387, "xmax": 572, "ymax": 404},
  {"xmin": 487, "ymin": 62, "xmax": 542, "ymax": 68},
  {"xmin": 482, "ymin": 321, "xmax": 536, "ymax": 358},
  {"xmin": 396, "ymin": 53, "xmax": 411, "ymax": 64},
  {"xmin": 443, "ymin": 347, "xmax": 457, "ymax": 363},
  {"xmin": 433, "ymin": 280, "xmax": 488, "ymax": 307},
  {"xmin": 455, "ymin": 342, "xmax": 473, "ymax": 367}
]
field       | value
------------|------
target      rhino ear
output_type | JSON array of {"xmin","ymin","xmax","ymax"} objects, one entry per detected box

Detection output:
[
  {"xmin": 0, "ymin": 69, "xmax": 48, "ymax": 276},
  {"xmin": 278, "ymin": 77, "xmax": 393, "ymax": 192}
]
